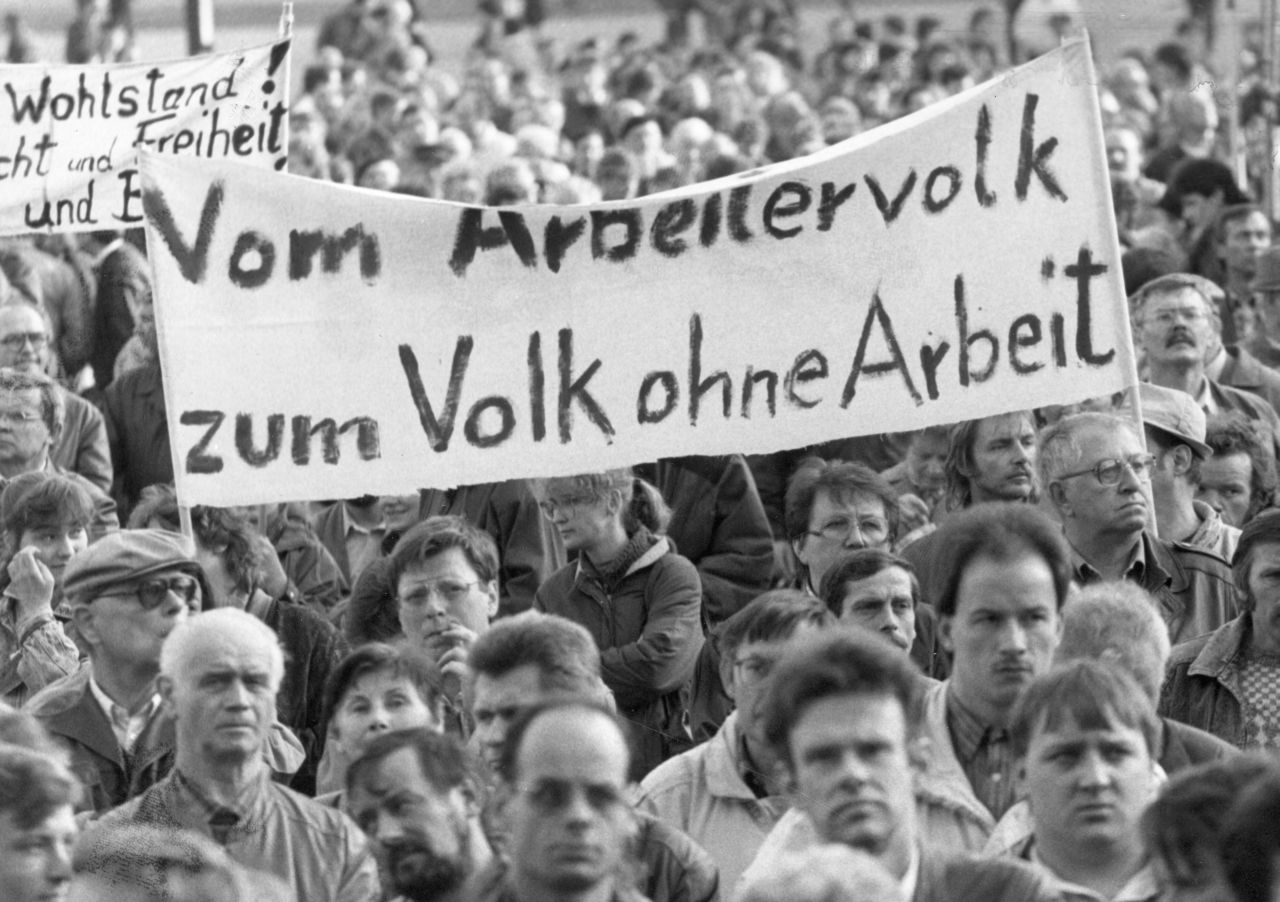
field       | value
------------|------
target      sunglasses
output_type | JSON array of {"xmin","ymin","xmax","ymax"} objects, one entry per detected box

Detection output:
[{"xmin": 97, "ymin": 575, "xmax": 200, "ymax": 610}]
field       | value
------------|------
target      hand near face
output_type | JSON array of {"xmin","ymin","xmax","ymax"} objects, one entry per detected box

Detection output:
[
  {"xmin": 6, "ymin": 546, "xmax": 55, "ymax": 619},
  {"xmin": 426, "ymin": 624, "xmax": 478, "ymax": 700},
  {"xmin": 897, "ymin": 494, "xmax": 932, "ymax": 533}
]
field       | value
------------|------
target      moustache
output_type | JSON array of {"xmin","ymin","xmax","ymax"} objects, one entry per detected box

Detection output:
[{"xmin": 1166, "ymin": 330, "xmax": 1196, "ymax": 347}]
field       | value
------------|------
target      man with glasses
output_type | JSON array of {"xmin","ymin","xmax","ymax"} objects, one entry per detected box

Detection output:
[
  {"xmin": 0, "ymin": 368, "xmax": 114, "ymax": 539},
  {"xmin": 391, "ymin": 516, "xmax": 500, "ymax": 713},
  {"xmin": 1039, "ymin": 411, "xmax": 1235, "ymax": 643},
  {"xmin": 1132, "ymin": 273, "xmax": 1280, "ymax": 450},
  {"xmin": 486, "ymin": 698, "xmax": 642, "ymax": 902},
  {"xmin": 25, "ymin": 530, "xmax": 200, "ymax": 812},
  {"xmin": 0, "ymin": 304, "xmax": 110, "ymax": 494},
  {"xmin": 637, "ymin": 590, "xmax": 831, "ymax": 889}
]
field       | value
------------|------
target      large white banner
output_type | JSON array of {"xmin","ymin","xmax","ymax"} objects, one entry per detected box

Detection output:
[
  {"xmin": 141, "ymin": 39, "xmax": 1138, "ymax": 507},
  {"xmin": 0, "ymin": 38, "xmax": 291, "ymax": 236}
]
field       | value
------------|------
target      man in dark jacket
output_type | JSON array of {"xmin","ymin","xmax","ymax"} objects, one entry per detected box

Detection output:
[
  {"xmin": 1162, "ymin": 510, "xmax": 1280, "ymax": 749},
  {"xmin": 25, "ymin": 530, "xmax": 199, "ymax": 812},
  {"xmin": 1039, "ymin": 412, "xmax": 1236, "ymax": 644}
]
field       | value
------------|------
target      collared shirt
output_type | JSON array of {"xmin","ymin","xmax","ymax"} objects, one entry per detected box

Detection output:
[
  {"xmin": 1069, "ymin": 537, "xmax": 1145, "ymax": 586},
  {"xmin": 1205, "ymin": 346, "xmax": 1228, "ymax": 383},
  {"xmin": 1028, "ymin": 846, "xmax": 1161, "ymax": 902},
  {"xmin": 900, "ymin": 844, "xmax": 920, "ymax": 901},
  {"xmin": 1192, "ymin": 376, "xmax": 1218, "ymax": 414},
  {"xmin": 945, "ymin": 687, "xmax": 1017, "ymax": 820},
  {"xmin": 87, "ymin": 674, "xmax": 160, "ymax": 752},
  {"xmin": 93, "ymin": 767, "xmax": 380, "ymax": 902}
]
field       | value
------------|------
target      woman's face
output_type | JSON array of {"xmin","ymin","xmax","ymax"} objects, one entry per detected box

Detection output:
[
  {"xmin": 541, "ymin": 481, "xmax": 616, "ymax": 554},
  {"xmin": 18, "ymin": 519, "xmax": 88, "ymax": 586}
]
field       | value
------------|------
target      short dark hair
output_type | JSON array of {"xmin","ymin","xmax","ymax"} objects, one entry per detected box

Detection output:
[
  {"xmin": 190, "ymin": 504, "xmax": 262, "ymax": 593},
  {"xmin": 496, "ymin": 696, "xmax": 628, "ymax": 785},
  {"xmin": 1143, "ymin": 754, "xmax": 1275, "ymax": 893},
  {"xmin": 784, "ymin": 458, "xmax": 899, "ymax": 542},
  {"xmin": 322, "ymin": 642, "xmax": 446, "ymax": 729},
  {"xmin": 0, "ymin": 745, "xmax": 78, "ymax": 828},
  {"xmin": 1008, "ymin": 659, "xmax": 1159, "ymax": 759},
  {"xmin": 127, "ymin": 483, "xmax": 181, "ymax": 531},
  {"xmin": 388, "ymin": 516, "xmax": 499, "ymax": 596},
  {"xmin": 0, "ymin": 471, "xmax": 93, "ymax": 559},
  {"xmin": 1152, "ymin": 41, "xmax": 1192, "ymax": 81},
  {"xmin": 1168, "ymin": 158, "xmax": 1249, "ymax": 207},
  {"xmin": 466, "ymin": 611, "xmax": 600, "ymax": 695},
  {"xmin": 1222, "ymin": 766, "xmax": 1280, "ymax": 902},
  {"xmin": 761, "ymin": 627, "xmax": 921, "ymax": 765},
  {"xmin": 718, "ymin": 589, "xmax": 832, "ymax": 662},
  {"xmin": 1206, "ymin": 411, "xmax": 1277, "ymax": 520},
  {"xmin": 932, "ymin": 502, "xmax": 1070, "ymax": 617},
  {"xmin": 1232, "ymin": 509, "xmax": 1280, "ymax": 608},
  {"xmin": 818, "ymin": 549, "xmax": 919, "ymax": 619},
  {"xmin": 347, "ymin": 726, "xmax": 478, "ymax": 798}
]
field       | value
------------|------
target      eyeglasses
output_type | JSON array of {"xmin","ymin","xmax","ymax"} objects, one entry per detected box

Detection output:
[
  {"xmin": 0, "ymin": 409, "xmax": 41, "ymax": 426},
  {"xmin": 0, "ymin": 332, "xmax": 48, "ymax": 350},
  {"xmin": 96, "ymin": 575, "xmax": 200, "ymax": 610},
  {"xmin": 538, "ymin": 494, "xmax": 597, "ymax": 519},
  {"xmin": 1147, "ymin": 306, "xmax": 1208, "ymax": 325},
  {"xmin": 1054, "ymin": 453, "xmax": 1156, "ymax": 487},
  {"xmin": 520, "ymin": 778, "xmax": 626, "ymax": 813},
  {"xmin": 807, "ymin": 515, "xmax": 891, "ymax": 544},
  {"xmin": 398, "ymin": 579, "xmax": 482, "ymax": 608}
]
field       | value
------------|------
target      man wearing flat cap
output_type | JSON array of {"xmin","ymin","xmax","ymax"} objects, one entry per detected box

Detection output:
[
  {"xmin": 24, "ymin": 530, "xmax": 201, "ymax": 813},
  {"xmin": 1141, "ymin": 382, "xmax": 1240, "ymax": 561}
]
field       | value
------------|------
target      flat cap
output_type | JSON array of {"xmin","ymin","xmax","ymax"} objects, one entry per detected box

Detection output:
[
  {"xmin": 62, "ymin": 529, "xmax": 200, "ymax": 607},
  {"xmin": 1139, "ymin": 382, "xmax": 1212, "ymax": 459}
]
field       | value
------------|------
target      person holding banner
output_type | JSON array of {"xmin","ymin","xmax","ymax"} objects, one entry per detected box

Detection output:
[{"xmin": 534, "ymin": 471, "xmax": 703, "ymax": 778}]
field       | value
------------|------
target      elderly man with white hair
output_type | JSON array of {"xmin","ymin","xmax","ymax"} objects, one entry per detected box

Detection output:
[{"xmin": 91, "ymin": 608, "xmax": 379, "ymax": 902}]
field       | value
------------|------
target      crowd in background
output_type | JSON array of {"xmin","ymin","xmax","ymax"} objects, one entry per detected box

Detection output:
[{"xmin": 7, "ymin": 0, "xmax": 1280, "ymax": 901}]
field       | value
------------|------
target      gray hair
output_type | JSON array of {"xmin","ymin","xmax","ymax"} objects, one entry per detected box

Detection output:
[
  {"xmin": 739, "ymin": 846, "xmax": 905, "ymax": 902},
  {"xmin": 1128, "ymin": 272, "xmax": 1223, "ymax": 334},
  {"xmin": 1037, "ymin": 412, "xmax": 1140, "ymax": 494},
  {"xmin": 0, "ymin": 366, "xmax": 63, "ymax": 436},
  {"xmin": 1056, "ymin": 581, "xmax": 1170, "ymax": 703},
  {"xmin": 160, "ymin": 607, "xmax": 285, "ymax": 690}
]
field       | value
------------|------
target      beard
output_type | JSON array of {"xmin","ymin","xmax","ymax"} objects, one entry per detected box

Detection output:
[{"xmin": 383, "ymin": 825, "xmax": 471, "ymax": 902}]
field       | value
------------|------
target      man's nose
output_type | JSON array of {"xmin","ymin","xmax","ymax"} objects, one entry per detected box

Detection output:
[
  {"xmin": 1077, "ymin": 749, "xmax": 1112, "ymax": 789},
  {"xmin": 997, "ymin": 618, "xmax": 1028, "ymax": 652},
  {"xmin": 374, "ymin": 809, "xmax": 406, "ymax": 843}
]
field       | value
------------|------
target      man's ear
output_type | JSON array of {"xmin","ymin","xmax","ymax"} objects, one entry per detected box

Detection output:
[
  {"xmin": 458, "ymin": 778, "xmax": 482, "ymax": 818},
  {"xmin": 1047, "ymin": 480, "xmax": 1070, "ymax": 515},
  {"xmin": 937, "ymin": 615, "xmax": 954, "ymax": 655},
  {"xmin": 71, "ymin": 605, "xmax": 97, "ymax": 648},
  {"xmin": 1172, "ymin": 445, "xmax": 1195, "ymax": 477},
  {"xmin": 718, "ymin": 648, "xmax": 737, "ymax": 704}
]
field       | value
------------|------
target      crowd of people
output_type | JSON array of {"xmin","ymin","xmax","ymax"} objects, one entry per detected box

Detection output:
[{"xmin": 5, "ymin": 0, "xmax": 1280, "ymax": 900}]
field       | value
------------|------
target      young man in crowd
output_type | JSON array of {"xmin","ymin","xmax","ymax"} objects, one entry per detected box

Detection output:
[
  {"xmin": 637, "ymin": 589, "xmax": 830, "ymax": 888},
  {"xmin": 742, "ymin": 627, "xmax": 1059, "ymax": 901},
  {"xmin": 1200, "ymin": 411, "xmax": 1277, "ymax": 528},
  {"xmin": 1001, "ymin": 660, "xmax": 1162, "ymax": 901}
]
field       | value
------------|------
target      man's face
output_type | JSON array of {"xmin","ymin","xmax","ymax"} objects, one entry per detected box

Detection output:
[
  {"xmin": 1220, "ymin": 212, "xmax": 1272, "ymax": 279},
  {"xmin": 0, "ymin": 805, "xmax": 75, "ymax": 902},
  {"xmin": 504, "ymin": 708, "xmax": 631, "ymax": 895},
  {"xmin": 1196, "ymin": 450, "xmax": 1254, "ymax": 527},
  {"xmin": 0, "ymin": 305, "xmax": 50, "ymax": 374},
  {"xmin": 941, "ymin": 553, "xmax": 1060, "ymax": 712},
  {"xmin": 834, "ymin": 566, "xmax": 916, "ymax": 652},
  {"xmin": 1140, "ymin": 287, "xmax": 1216, "ymax": 369},
  {"xmin": 81, "ymin": 568, "xmax": 196, "ymax": 668},
  {"xmin": 1247, "ymin": 543, "xmax": 1280, "ymax": 648},
  {"xmin": 965, "ymin": 413, "xmax": 1037, "ymax": 503},
  {"xmin": 904, "ymin": 432, "xmax": 947, "ymax": 493},
  {"xmin": 725, "ymin": 638, "xmax": 791, "ymax": 752},
  {"xmin": 469, "ymin": 663, "xmax": 547, "ymax": 771},
  {"xmin": 1018, "ymin": 712, "xmax": 1156, "ymax": 857},
  {"xmin": 163, "ymin": 629, "xmax": 278, "ymax": 764},
  {"xmin": 332, "ymin": 670, "xmax": 439, "ymax": 759},
  {"xmin": 1052, "ymin": 425, "xmax": 1152, "ymax": 540},
  {"xmin": 793, "ymin": 489, "xmax": 891, "ymax": 592},
  {"xmin": 397, "ymin": 549, "xmax": 497, "ymax": 654},
  {"xmin": 787, "ymin": 693, "xmax": 916, "ymax": 861},
  {"xmin": 1105, "ymin": 130, "xmax": 1142, "ymax": 182},
  {"xmin": 0, "ymin": 388, "xmax": 51, "ymax": 469},
  {"xmin": 349, "ymin": 746, "xmax": 474, "ymax": 902},
  {"xmin": 1181, "ymin": 191, "xmax": 1224, "ymax": 233}
]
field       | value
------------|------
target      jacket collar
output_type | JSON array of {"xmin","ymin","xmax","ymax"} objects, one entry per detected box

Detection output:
[
  {"xmin": 574, "ymin": 536, "xmax": 669, "ymax": 581},
  {"xmin": 914, "ymin": 682, "xmax": 996, "ymax": 831},
  {"xmin": 704, "ymin": 711, "xmax": 785, "ymax": 801},
  {"xmin": 1188, "ymin": 614, "xmax": 1250, "ymax": 682}
]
